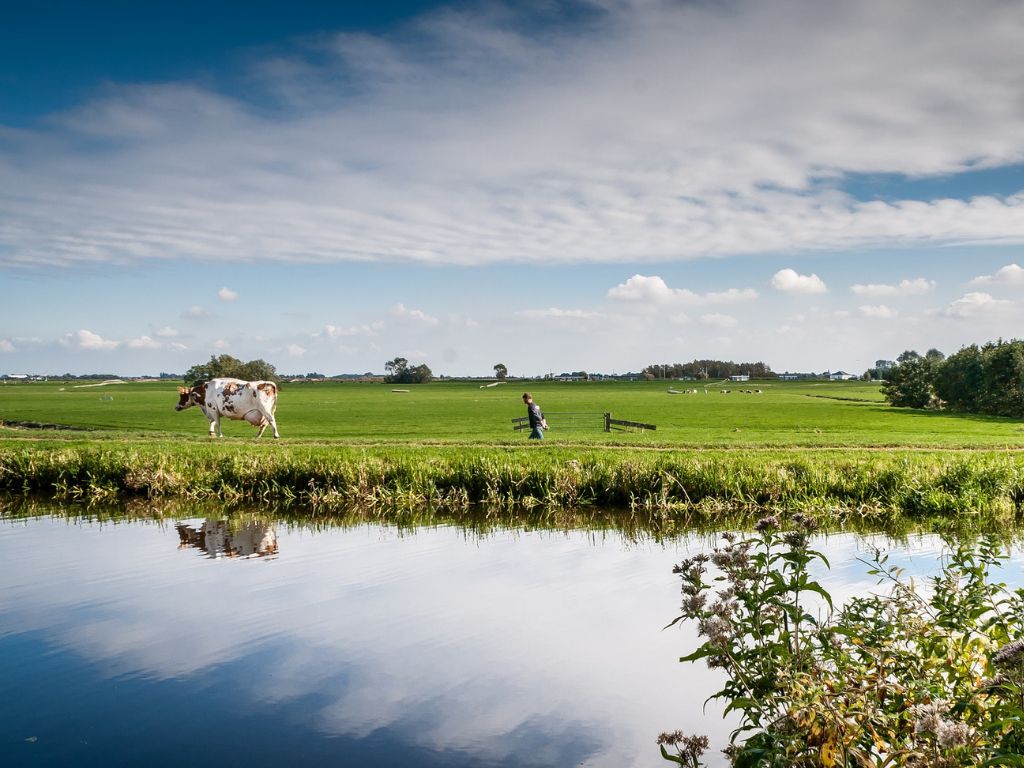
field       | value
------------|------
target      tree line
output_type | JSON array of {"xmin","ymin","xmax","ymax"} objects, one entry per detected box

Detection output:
[
  {"xmin": 642, "ymin": 359, "xmax": 775, "ymax": 379},
  {"xmin": 882, "ymin": 339, "xmax": 1024, "ymax": 418}
]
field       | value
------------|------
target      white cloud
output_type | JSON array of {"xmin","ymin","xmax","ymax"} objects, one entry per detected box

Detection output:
[
  {"xmin": 287, "ymin": 344, "xmax": 306, "ymax": 357},
  {"xmin": 126, "ymin": 335, "xmax": 161, "ymax": 349},
  {"xmin": 5, "ymin": 1, "xmax": 1024, "ymax": 270},
  {"xmin": 155, "ymin": 326, "xmax": 179, "ymax": 338},
  {"xmin": 858, "ymin": 304, "xmax": 899, "ymax": 319},
  {"xmin": 704, "ymin": 288, "xmax": 759, "ymax": 303},
  {"xmin": 447, "ymin": 314, "xmax": 481, "ymax": 328},
  {"xmin": 851, "ymin": 278, "xmax": 935, "ymax": 297},
  {"xmin": 169, "ymin": 342, "xmax": 189, "ymax": 351},
  {"xmin": 73, "ymin": 329, "xmax": 119, "ymax": 350},
  {"xmin": 390, "ymin": 303, "xmax": 439, "ymax": 326},
  {"xmin": 770, "ymin": 269, "xmax": 828, "ymax": 294},
  {"xmin": 944, "ymin": 292, "xmax": 1013, "ymax": 318},
  {"xmin": 217, "ymin": 287, "xmax": 239, "ymax": 302},
  {"xmin": 698, "ymin": 313, "xmax": 739, "ymax": 328},
  {"xmin": 608, "ymin": 275, "xmax": 677, "ymax": 303},
  {"xmin": 516, "ymin": 308, "xmax": 603, "ymax": 320},
  {"xmin": 0, "ymin": 339, "xmax": 14, "ymax": 353},
  {"xmin": 322, "ymin": 322, "xmax": 384, "ymax": 339},
  {"xmin": 970, "ymin": 263, "xmax": 1024, "ymax": 286},
  {"xmin": 214, "ymin": 339, "xmax": 229, "ymax": 350},
  {"xmin": 607, "ymin": 275, "xmax": 757, "ymax": 304},
  {"xmin": 186, "ymin": 305, "xmax": 209, "ymax": 318}
]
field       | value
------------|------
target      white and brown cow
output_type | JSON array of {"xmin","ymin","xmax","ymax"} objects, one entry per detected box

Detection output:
[{"xmin": 175, "ymin": 378, "xmax": 280, "ymax": 438}]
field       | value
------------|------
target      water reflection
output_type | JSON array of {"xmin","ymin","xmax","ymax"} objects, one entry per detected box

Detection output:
[
  {"xmin": 0, "ymin": 500, "xmax": 1021, "ymax": 768},
  {"xmin": 176, "ymin": 520, "xmax": 279, "ymax": 559}
]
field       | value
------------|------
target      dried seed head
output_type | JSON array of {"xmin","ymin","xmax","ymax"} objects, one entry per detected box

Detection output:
[{"xmin": 992, "ymin": 639, "xmax": 1024, "ymax": 667}]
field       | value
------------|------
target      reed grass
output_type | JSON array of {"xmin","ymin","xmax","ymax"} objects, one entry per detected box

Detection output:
[{"xmin": 2, "ymin": 442, "xmax": 1022, "ymax": 525}]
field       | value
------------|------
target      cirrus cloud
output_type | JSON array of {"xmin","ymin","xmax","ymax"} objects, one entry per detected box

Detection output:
[{"xmin": 3, "ymin": 1, "xmax": 1024, "ymax": 271}]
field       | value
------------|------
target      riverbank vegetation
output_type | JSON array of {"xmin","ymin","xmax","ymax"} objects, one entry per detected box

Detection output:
[
  {"xmin": 1, "ymin": 442, "xmax": 1022, "ymax": 525},
  {"xmin": 663, "ymin": 520, "xmax": 1024, "ymax": 766}
]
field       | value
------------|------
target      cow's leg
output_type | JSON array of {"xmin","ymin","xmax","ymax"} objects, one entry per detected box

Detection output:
[
  {"xmin": 255, "ymin": 414, "xmax": 278, "ymax": 439},
  {"xmin": 253, "ymin": 401, "xmax": 280, "ymax": 439},
  {"xmin": 207, "ymin": 416, "xmax": 217, "ymax": 437}
]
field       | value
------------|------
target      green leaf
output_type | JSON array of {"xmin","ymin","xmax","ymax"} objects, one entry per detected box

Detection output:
[
  {"xmin": 659, "ymin": 745, "xmax": 684, "ymax": 764},
  {"xmin": 981, "ymin": 757, "xmax": 1024, "ymax": 767}
]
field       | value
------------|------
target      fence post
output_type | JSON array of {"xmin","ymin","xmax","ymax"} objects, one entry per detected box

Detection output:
[{"xmin": 604, "ymin": 412, "xmax": 611, "ymax": 432}]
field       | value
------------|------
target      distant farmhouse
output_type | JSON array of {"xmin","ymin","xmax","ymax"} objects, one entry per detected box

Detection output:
[
  {"xmin": 777, "ymin": 370, "xmax": 858, "ymax": 381},
  {"xmin": 729, "ymin": 374, "xmax": 750, "ymax": 382}
]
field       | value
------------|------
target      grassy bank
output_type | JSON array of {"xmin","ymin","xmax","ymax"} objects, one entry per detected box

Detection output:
[{"xmin": 2, "ymin": 441, "xmax": 1022, "ymax": 524}]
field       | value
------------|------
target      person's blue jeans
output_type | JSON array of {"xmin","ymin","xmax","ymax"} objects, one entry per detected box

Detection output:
[{"xmin": 529, "ymin": 426, "xmax": 544, "ymax": 440}]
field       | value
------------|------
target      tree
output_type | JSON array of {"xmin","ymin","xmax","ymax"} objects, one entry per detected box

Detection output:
[
  {"xmin": 933, "ymin": 345, "xmax": 984, "ymax": 412},
  {"xmin": 408, "ymin": 363, "xmax": 433, "ymax": 384},
  {"xmin": 385, "ymin": 357, "xmax": 432, "ymax": 384},
  {"xmin": 384, "ymin": 357, "xmax": 409, "ymax": 382},
  {"xmin": 978, "ymin": 340, "xmax": 1024, "ymax": 418},
  {"xmin": 238, "ymin": 358, "xmax": 278, "ymax": 382},
  {"xmin": 183, "ymin": 354, "xmax": 280, "ymax": 386},
  {"xmin": 881, "ymin": 350, "xmax": 935, "ymax": 408},
  {"xmin": 493, "ymin": 363, "xmax": 508, "ymax": 380}
]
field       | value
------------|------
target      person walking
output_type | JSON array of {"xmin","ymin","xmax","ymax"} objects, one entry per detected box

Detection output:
[{"xmin": 522, "ymin": 392, "xmax": 546, "ymax": 440}]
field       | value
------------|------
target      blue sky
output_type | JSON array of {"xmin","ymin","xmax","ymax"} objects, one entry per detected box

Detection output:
[{"xmin": 2, "ymin": 0, "xmax": 1023, "ymax": 376}]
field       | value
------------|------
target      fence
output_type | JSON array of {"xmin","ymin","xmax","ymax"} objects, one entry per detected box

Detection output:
[{"xmin": 511, "ymin": 412, "xmax": 656, "ymax": 433}]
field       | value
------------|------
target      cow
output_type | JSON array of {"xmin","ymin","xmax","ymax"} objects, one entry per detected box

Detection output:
[{"xmin": 175, "ymin": 378, "xmax": 280, "ymax": 438}]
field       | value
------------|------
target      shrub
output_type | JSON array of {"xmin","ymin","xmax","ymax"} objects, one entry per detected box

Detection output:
[{"xmin": 663, "ymin": 520, "xmax": 1024, "ymax": 766}]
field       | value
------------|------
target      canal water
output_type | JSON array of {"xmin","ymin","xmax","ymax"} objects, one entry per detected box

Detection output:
[{"xmin": 1, "ymin": 509, "xmax": 1020, "ymax": 767}]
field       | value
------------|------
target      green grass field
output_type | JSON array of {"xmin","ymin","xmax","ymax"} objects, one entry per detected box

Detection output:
[
  {"xmin": 1, "ymin": 378, "xmax": 1022, "ymax": 447},
  {"xmin": 2, "ymin": 379, "xmax": 1022, "ymax": 517}
]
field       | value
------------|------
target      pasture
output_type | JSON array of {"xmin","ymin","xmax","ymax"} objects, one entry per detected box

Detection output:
[
  {"xmin": 1, "ymin": 378, "xmax": 1023, "ymax": 448},
  {"xmin": 3, "ymin": 379, "xmax": 1023, "ymax": 518}
]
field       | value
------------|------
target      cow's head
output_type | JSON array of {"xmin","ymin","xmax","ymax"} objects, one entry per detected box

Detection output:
[{"xmin": 175, "ymin": 384, "xmax": 206, "ymax": 411}]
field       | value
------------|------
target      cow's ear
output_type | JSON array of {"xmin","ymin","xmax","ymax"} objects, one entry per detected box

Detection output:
[{"xmin": 178, "ymin": 387, "xmax": 187, "ymax": 394}]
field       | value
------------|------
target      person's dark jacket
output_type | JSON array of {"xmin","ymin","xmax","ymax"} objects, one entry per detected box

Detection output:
[{"xmin": 527, "ymin": 402, "xmax": 544, "ymax": 429}]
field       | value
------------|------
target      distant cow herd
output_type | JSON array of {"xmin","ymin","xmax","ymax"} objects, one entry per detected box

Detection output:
[{"xmin": 176, "ymin": 377, "xmax": 280, "ymax": 438}]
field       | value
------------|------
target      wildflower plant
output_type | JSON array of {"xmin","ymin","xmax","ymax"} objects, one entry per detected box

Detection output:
[{"xmin": 663, "ymin": 521, "xmax": 1024, "ymax": 767}]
